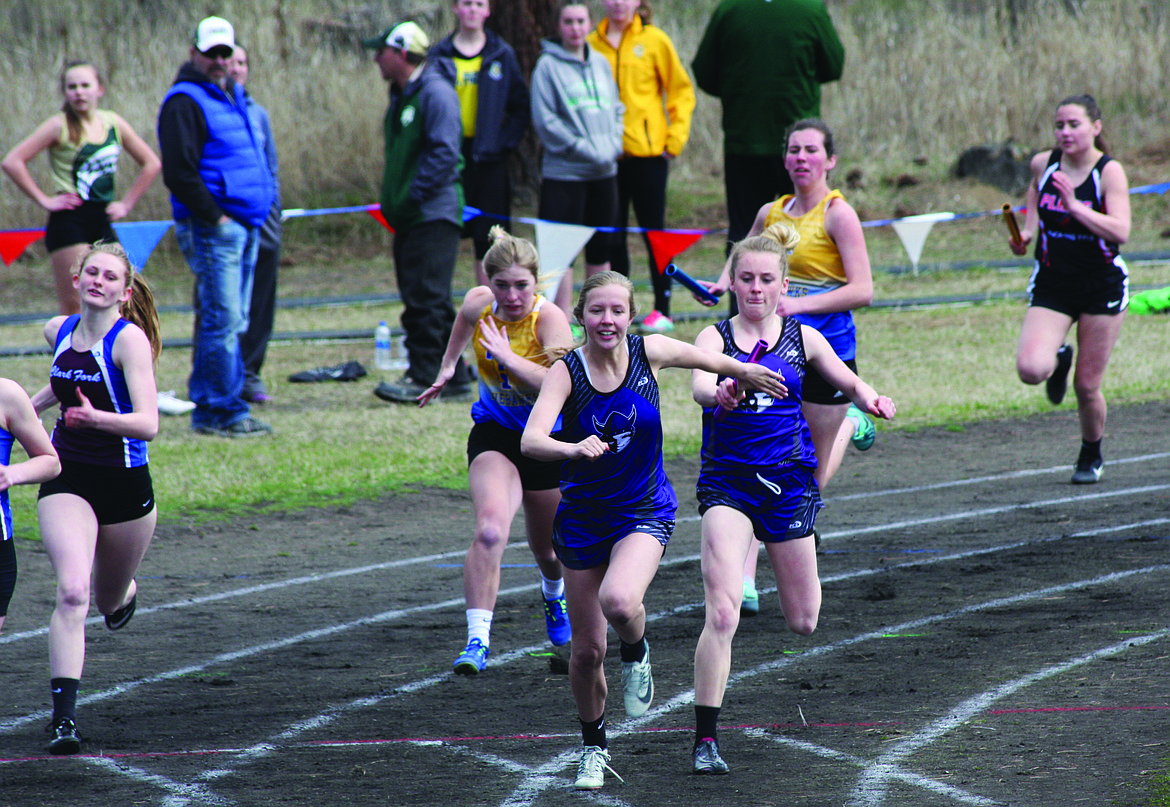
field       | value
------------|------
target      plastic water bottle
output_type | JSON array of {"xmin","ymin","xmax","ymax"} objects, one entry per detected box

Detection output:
[{"xmin": 375, "ymin": 321, "xmax": 393, "ymax": 371}]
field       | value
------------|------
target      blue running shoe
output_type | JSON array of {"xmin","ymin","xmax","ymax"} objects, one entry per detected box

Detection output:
[
  {"xmin": 848, "ymin": 405, "xmax": 876, "ymax": 451},
  {"xmin": 544, "ymin": 595, "xmax": 572, "ymax": 646},
  {"xmin": 453, "ymin": 638, "xmax": 490, "ymax": 675}
]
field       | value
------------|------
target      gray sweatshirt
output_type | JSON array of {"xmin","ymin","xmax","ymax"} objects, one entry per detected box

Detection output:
[{"xmin": 530, "ymin": 39, "xmax": 624, "ymax": 182}]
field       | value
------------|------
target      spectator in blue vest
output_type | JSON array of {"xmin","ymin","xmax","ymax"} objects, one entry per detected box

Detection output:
[{"xmin": 158, "ymin": 16, "xmax": 275, "ymax": 437}]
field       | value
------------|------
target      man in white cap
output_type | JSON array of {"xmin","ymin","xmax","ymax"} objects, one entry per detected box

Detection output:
[
  {"xmin": 363, "ymin": 21, "xmax": 472, "ymax": 403},
  {"xmin": 158, "ymin": 16, "xmax": 275, "ymax": 437}
]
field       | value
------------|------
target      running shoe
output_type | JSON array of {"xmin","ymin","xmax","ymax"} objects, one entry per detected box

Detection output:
[
  {"xmin": 543, "ymin": 595, "xmax": 572, "ymax": 646},
  {"xmin": 105, "ymin": 593, "xmax": 136, "ymax": 631},
  {"xmin": 575, "ymin": 745, "xmax": 624, "ymax": 790},
  {"xmin": 692, "ymin": 737, "xmax": 730, "ymax": 775},
  {"xmin": 620, "ymin": 643, "xmax": 654, "ymax": 717},
  {"xmin": 1071, "ymin": 456, "xmax": 1103, "ymax": 485},
  {"xmin": 453, "ymin": 638, "xmax": 490, "ymax": 675},
  {"xmin": 1046, "ymin": 344, "xmax": 1073, "ymax": 405},
  {"xmin": 157, "ymin": 390, "xmax": 196, "ymax": 416},
  {"xmin": 740, "ymin": 579, "xmax": 760, "ymax": 617},
  {"xmin": 47, "ymin": 717, "xmax": 81, "ymax": 755},
  {"xmin": 848, "ymin": 405, "xmax": 876, "ymax": 451},
  {"xmin": 194, "ymin": 417, "xmax": 273, "ymax": 438},
  {"xmin": 640, "ymin": 310, "xmax": 674, "ymax": 333}
]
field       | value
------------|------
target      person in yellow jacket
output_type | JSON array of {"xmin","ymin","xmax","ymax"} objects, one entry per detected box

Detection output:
[{"xmin": 589, "ymin": 0, "xmax": 695, "ymax": 333}]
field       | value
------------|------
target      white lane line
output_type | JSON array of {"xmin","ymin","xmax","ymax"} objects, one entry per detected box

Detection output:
[
  {"xmin": 82, "ymin": 756, "xmax": 236, "ymax": 807},
  {"xmin": 831, "ymin": 452, "xmax": 1170, "ymax": 502},
  {"xmin": 12, "ymin": 534, "xmax": 1164, "ymax": 807},
  {"xmin": 5, "ymin": 516, "xmax": 1165, "ymax": 736},
  {"xmin": 501, "ymin": 563, "xmax": 1170, "ymax": 807},
  {"xmin": 844, "ymin": 628, "xmax": 1170, "ymax": 807},
  {"xmin": 3, "ymin": 461, "xmax": 1164, "ymax": 648},
  {"xmin": 0, "ymin": 549, "xmax": 471, "ymax": 645},
  {"xmin": 742, "ymin": 729, "xmax": 1005, "ymax": 807},
  {"xmin": 816, "ymin": 482, "xmax": 1170, "ymax": 539}
]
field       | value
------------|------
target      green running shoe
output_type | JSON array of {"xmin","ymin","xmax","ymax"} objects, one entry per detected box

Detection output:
[
  {"xmin": 741, "ymin": 579, "xmax": 760, "ymax": 617},
  {"xmin": 848, "ymin": 405, "xmax": 876, "ymax": 451}
]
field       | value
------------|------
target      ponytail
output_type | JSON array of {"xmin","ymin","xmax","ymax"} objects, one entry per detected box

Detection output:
[{"xmin": 122, "ymin": 274, "xmax": 162, "ymax": 363}]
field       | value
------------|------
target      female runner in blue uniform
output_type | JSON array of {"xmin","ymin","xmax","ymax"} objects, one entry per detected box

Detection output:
[
  {"xmin": 0, "ymin": 381, "xmax": 61, "ymax": 633},
  {"xmin": 690, "ymin": 222, "xmax": 895, "ymax": 774},
  {"xmin": 704, "ymin": 120, "xmax": 876, "ymax": 614},
  {"xmin": 30, "ymin": 242, "xmax": 161, "ymax": 754},
  {"xmin": 419, "ymin": 226, "xmax": 574, "ymax": 675},
  {"xmin": 1010, "ymin": 94, "xmax": 1130, "ymax": 485},
  {"xmin": 521, "ymin": 271, "xmax": 787, "ymax": 790}
]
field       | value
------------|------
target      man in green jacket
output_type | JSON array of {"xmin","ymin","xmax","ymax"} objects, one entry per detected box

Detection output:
[
  {"xmin": 364, "ymin": 21, "xmax": 472, "ymax": 403},
  {"xmin": 693, "ymin": 0, "xmax": 845, "ymax": 251}
]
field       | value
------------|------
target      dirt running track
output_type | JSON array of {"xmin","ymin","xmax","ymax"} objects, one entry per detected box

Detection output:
[{"xmin": 2, "ymin": 401, "xmax": 1169, "ymax": 807}]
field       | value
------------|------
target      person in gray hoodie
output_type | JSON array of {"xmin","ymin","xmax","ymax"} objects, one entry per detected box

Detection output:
[{"xmin": 531, "ymin": 1, "xmax": 624, "ymax": 314}]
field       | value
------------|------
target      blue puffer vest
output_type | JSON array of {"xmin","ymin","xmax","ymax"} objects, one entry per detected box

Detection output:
[{"xmin": 163, "ymin": 80, "xmax": 274, "ymax": 227}]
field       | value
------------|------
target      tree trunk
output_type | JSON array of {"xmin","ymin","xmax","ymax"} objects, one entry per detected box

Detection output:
[{"xmin": 488, "ymin": 0, "xmax": 557, "ymax": 203}]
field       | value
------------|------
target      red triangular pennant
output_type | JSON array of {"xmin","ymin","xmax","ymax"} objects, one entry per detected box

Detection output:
[
  {"xmin": 646, "ymin": 229, "xmax": 704, "ymax": 275},
  {"xmin": 367, "ymin": 208, "xmax": 394, "ymax": 233},
  {"xmin": 0, "ymin": 229, "xmax": 46, "ymax": 266}
]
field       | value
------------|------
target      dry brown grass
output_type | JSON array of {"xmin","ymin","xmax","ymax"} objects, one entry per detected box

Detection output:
[{"xmin": 1, "ymin": 1, "xmax": 1166, "ymax": 226}]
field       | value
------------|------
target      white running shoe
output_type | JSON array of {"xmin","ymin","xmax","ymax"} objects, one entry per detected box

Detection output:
[
  {"xmin": 157, "ymin": 390, "xmax": 196, "ymax": 415},
  {"xmin": 575, "ymin": 745, "xmax": 624, "ymax": 790},
  {"xmin": 620, "ymin": 643, "xmax": 654, "ymax": 717}
]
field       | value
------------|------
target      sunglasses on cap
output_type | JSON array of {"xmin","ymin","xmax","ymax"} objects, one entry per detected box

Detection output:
[{"xmin": 201, "ymin": 45, "xmax": 234, "ymax": 60}]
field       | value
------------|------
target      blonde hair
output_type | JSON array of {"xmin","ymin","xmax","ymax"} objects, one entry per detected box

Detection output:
[
  {"xmin": 728, "ymin": 222, "xmax": 801, "ymax": 280},
  {"xmin": 545, "ymin": 270, "xmax": 638, "ymax": 361},
  {"xmin": 483, "ymin": 225, "xmax": 540, "ymax": 281},
  {"xmin": 77, "ymin": 242, "xmax": 162, "ymax": 362}
]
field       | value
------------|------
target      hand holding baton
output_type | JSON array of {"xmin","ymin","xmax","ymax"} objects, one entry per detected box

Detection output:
[
  {"xmin": 714, "ymin": 339, "xmax": 769, "ymax": 420},
  {"xmin": 665, "ymin": 263, "xmax": 720, "ymax": 306},
  {"xmin": 1002, "ymin": 203, "xmax": 1024, "ymax": 249}
]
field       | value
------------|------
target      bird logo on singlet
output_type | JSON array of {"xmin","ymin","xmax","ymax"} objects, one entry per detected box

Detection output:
[{"xmin": 593, "ymin": 407, "xmax": 637, "ymax": 453}]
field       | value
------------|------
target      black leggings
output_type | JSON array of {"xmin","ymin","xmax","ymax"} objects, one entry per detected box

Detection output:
[
  {"xmin": 0, "ymin": 538, "xmax": 15, "ymax": 618},
  {"xmin": 612, "ymin": 157, "xmax": 673, "ymax": 315}
]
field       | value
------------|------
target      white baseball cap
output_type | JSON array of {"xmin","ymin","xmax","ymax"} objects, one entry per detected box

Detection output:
[{"xmin": 194, "ymin": 16, "xmax": 235, "ymax": 53}]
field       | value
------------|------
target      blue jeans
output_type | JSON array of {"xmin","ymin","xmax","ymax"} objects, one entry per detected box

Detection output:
[{"xmin": 175, "ymin": 217, "xmax": 259, "ymax": 429}]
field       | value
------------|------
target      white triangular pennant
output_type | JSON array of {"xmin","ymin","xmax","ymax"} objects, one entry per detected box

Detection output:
[
  {"xmin": 534, "ymin": 220, "xmax": 596, "ymax": 296},
  {"xmin": 890, "ymin": 212, "xmax": 954, "ymax": 275}
]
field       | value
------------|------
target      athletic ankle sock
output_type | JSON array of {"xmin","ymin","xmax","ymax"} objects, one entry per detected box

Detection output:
[
  {"xmin": 540, "ymin": 574, "xmax": 565, "ymax": 601},
  {"xmin": 50, "ymin": 678, "xmax": 79, "ymax": 722},
  {"xmin": 466, "ymin": 608, "xmax": 493, "ymax": 646},
  {"xmin": 619, "ymin": 635, "xmax": 647, "ymax": 663},
  {"xmin": 694, "ymin": 705, "xmax": 721, "ymax": 747},
  {"xmin": 580, "ymin": 714, "xmax": 607, "ymax": 749},
  {"xmin": 1079, "ymin": 439, "xmax": 1102, "ymax": 462}
]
